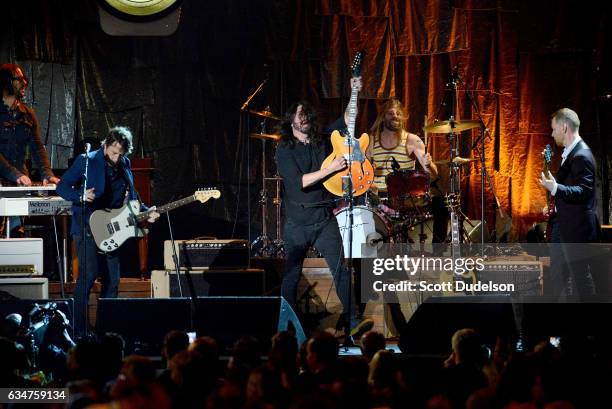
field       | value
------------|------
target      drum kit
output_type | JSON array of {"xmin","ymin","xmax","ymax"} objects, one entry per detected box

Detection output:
[{"xmin": 243, "ymin": 105, "xmax": 485, "ymax": 259}]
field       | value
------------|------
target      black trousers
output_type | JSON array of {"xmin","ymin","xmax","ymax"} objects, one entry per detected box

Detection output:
[
  {"xmin": 282, "ymin": 217, "xmax": 356, "ymax": 322},
  {"xmin": 547, "ymin": 220, "xmax": 595, "ymax": 299}
]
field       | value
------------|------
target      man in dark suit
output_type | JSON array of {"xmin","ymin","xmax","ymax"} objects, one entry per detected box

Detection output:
[
  {"xmin": 57, "ymin": 127, "xmax": 159, "ymax": 337},
  {"xmin": 540, "ymin": 108, "xmax": 600, "ymax": 298}
]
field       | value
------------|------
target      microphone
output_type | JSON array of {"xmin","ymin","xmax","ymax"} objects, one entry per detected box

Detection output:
[
  {"xmin": 391, "ymin": 156, "xmax": 400, "ymax": 171},
  {"xmin": 451, "ymin": 64, "xmax": 459, "ymax": 81},
  {"xmin": 85, "ymin": 142, "xmax": 91, "ymax": 153},
  {"xmin": 446, "ymin": 64, "xmax": 459, "ymax": 87}
]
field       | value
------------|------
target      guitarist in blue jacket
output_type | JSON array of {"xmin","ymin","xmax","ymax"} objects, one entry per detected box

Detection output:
[{"xmin": 57, "ymin": 126, "xmax": 159, "ymax": 337}]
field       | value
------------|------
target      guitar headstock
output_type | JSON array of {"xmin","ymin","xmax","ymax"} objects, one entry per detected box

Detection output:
[
  {"xmin": 543, "ymin": 144, "xmax": 553, "ymax": 172},
  {"xmin": 351, "ymin": 51, "xmax": 363, "ymax": 78},
  {"xmin": 194, "ymin": 188, "xmax": 221, "ymax": 203}
]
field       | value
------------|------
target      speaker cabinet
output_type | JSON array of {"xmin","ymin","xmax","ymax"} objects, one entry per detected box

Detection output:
[
  {"xmin": 399, "ymin": 295, "xmax": 519, "ymax": 355},
  {"xmin": 151, "ymin": 269, "xmax": 265, "ymax": 298},
  {"xmin": 96, "ymin": 296, "xmax": 305, "ymax": 354},
  {"xmin": 0, "ymin": 277, "xmax": 48, "ymax": 298},
  {"xmin": 96, "ymin": 298, "xmax": 192, "ymax": 355}
]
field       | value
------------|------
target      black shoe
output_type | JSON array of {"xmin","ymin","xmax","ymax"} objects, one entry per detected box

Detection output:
[{"xmin": 350, "ymin": 318, "xmax": 374, "ymax": 339}]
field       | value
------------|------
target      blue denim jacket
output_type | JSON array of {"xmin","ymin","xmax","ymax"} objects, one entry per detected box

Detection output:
[{"xmin": 0, "ymin": 100, "xmax": 53, "ymax": 182}]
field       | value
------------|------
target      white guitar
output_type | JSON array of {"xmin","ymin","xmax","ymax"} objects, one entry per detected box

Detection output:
[{"xmin": 90, "ymin": 188, "xmax": 221, "ymax": 252}]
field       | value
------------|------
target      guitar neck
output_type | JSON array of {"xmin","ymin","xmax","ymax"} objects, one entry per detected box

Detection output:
[
  {"xmin": 346, "ymin": 85, "xmax": 359, "ymax": 139},
  {"xmin": 135, "ymin": 194, "xmax": 196, "ymax": 222},
  {"xmin": 543, "ymin": 160, "xmax": 552, "ymax": 202}
]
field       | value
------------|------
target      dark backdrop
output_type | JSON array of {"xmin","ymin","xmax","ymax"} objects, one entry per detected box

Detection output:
[{"xmin": 1, "ymin": 0, "xmax": 610, "ymax": 271}]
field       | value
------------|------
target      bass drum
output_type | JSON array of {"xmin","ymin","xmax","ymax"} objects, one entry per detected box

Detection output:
[
  {"xmin": 386, "ymin": 170, "xmax": 431, "ymax": 214},
  {"xmin": 334, "ymin": 205, "xmax": 391, "ymax": 258}
]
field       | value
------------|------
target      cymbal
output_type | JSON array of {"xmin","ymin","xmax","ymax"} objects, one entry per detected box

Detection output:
[
  {"xmin": 245, "ymin": 109, "xmax": 281, "ymax": 121},
  {"xmin": 423, "ymin": 120, "xmax": 481, "ymax": 134},
  {"xmin": 434, "ymin": 157, "xmax": 477, "ymax": 165},
  {"xmin": 249, "ymin": 132, "xmax": 281, "ymax": 142}
]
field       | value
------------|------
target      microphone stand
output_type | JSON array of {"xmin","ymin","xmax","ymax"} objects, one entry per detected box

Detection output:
[
  {"xmin": 79, "ymin": 143, "xmax": 90, "ymax": 337},
  {"xmin": 461, "ymin": 76, "xmax": 497, "ymax": 251},
  {"xmin": 342, "ymin": 154, "xmax": 357, "ymax": 349}
]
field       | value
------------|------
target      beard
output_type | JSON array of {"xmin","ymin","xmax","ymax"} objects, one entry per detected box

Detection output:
[
  {"xmin": 293, "ymin": 121, "xmax": 311, "ymax": 134},
  {"xmin": 384, "ymin": 118, "xmax": 401, "ymax": 132}
]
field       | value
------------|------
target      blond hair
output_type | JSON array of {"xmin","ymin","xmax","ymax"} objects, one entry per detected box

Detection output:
[
  {"xmin": 370, "ymin": 98, "xmax": 407, "ymax": 142},
  {"xmin": 552, "ymin": 108, "xmax": 580, "ymax": 132}
]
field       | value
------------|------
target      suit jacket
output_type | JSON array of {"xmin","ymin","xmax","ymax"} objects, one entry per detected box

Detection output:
[
  {"xmin": 553, "ymin": 140, "xmax": 600, "ymax": 242},
  {"xmin": 57, "ymin": 148, "xmax": 142, "ymax": 236}
]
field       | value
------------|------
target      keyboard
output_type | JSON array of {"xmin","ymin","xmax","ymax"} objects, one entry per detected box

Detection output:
[{"xmin": 0, "ymin": 196, "xmax": 72, "ymax": 216}]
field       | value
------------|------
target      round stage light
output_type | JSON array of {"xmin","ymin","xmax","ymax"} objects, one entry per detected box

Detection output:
[{"xmin": 98, "ymin": 0, "xmax": 182, "ymax": 21}]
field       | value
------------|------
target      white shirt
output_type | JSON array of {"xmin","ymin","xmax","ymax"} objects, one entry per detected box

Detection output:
[{"xmin": 551, "ymin": 136, "xmax": 581, "ymax": 196}]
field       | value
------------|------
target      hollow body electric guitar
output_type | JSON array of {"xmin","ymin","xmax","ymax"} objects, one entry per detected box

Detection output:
[
  {"xmin": 321, "ymin": 52, "xmax": 374, "ymax": 196},
  {"xmin": 90, "ymin": 188, "xmax": 221, "ymax": 252},
  {"xmin": 543, "ymin": 144, "xmax": 555, "ymax": 241}
]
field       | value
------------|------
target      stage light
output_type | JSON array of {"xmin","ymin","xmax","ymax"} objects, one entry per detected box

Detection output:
[{"xmin": 97, "ymin": 0, "xmax": 183, "ymax": 36}]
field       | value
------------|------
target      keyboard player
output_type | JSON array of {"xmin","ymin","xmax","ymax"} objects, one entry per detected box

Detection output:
[{"xmin": 1, "ymin": 63, "xmax": 60, "ymax": 236}]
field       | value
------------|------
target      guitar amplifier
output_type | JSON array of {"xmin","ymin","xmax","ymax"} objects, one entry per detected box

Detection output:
[
  {"xmin": 0, "ymin": 239, "xmax": 43, "ymax": 276},
  {"xmin": 164, "ymin": 240, "xmax": 250, "ymax": 270},
  {"xmin": 477, "ymin": 260, "xmax": 543, "ymax": 296}
]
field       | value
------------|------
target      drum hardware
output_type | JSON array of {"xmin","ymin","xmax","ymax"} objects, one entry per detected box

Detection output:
[
  {"xmin": 249, "ymin": 132, "xmax": 281, "ymax": 142},
  {"xmin": 245, "ymin": 112, "xmax": 284, "ymax": 258},
  {"xmin": 251, "ymin": 173, "xmax": 285, "ymax": 258},
  {"xmin": 433, "ymin": 157, "xmax": 477, "ymax": 166},
  {"xmin": 423, "ymin": 119, "xmax": 481, "ymax": 134},
  {"xmin": 385, "ymin": 170, "xmax": 431, "ymax": 216},
  {"xmin": 240, "ymin": 73, "xmax": 284, "ymax": 257},
  {"xmin": 335, "ymin": 205, "xmax": 392, "ymax": 258},
  {"xmin": 244, "ymin": 109, "xmax": 281, "ymax": 121},
  {"xmin": 458, "ymin": 75, "xmax": 510, "ymax": 248}
]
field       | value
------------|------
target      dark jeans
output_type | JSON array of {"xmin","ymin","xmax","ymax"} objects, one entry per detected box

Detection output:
[
  {"xmin": 73, "ymin": 230, "xmax": 121, "ymax": 337},
  {"xmin": 282, "ymin": 217, "xmax": 357, "ymax": 325}
]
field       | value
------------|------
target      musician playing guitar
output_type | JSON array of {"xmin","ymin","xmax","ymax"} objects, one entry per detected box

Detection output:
[
  {"xmin": 539, "ymin": 108, "xmax": 600, "ymax": 298},
  {"xmin": 275, "ymin": 96, "xmax": 374, "ymax": 339},
  {"xmin": 57, "ymin": 126, "xmax": 159, "ymax": 337}
]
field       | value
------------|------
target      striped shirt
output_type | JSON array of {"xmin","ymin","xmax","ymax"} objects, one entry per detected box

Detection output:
[{"xmin": 372, "ymin": 132, "xmax": 415, "ymax": 191}]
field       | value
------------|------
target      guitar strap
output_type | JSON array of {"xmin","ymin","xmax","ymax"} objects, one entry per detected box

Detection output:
[
  {"xmin": 118, "ymin": 160, "xmax": 141, "ymax": 204},
  {"xmin": 119, "ymin": 161, "xmax": 146, "ymax": 223}
]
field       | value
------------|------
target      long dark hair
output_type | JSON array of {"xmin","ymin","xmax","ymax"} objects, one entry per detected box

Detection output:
[
  {"xmin": 277, "ymin": 101, "xmax": 322, "ymax": 147},
  {"xmin": 0, "ymin": 63, "xmax": 21, "ymax": 97}
]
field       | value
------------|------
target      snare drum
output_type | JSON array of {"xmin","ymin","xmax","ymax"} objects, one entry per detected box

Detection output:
[
  {"xmin": 385, "ymin": 170, "xmax": 431, "ymax": 213},
  {"xmin": 334, "ymin": 205, "xmax": 391, "ymax": 258}
]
